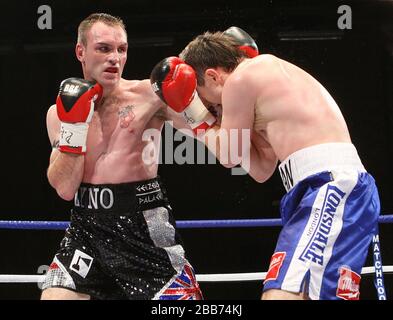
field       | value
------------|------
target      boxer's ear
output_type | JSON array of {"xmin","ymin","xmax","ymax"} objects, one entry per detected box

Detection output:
[
  {"xmin": 205, "ymin": 68, "xmax": 220, "ymax": 83},
  {"xmin": 75, "ymin": 43, "xmax": 85, "ymax": 63}
]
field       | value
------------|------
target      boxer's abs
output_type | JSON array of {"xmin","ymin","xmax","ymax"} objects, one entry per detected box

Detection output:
[
  {"xmin": 82, "ymin": 115, "xmax": 161, "ymax": 184},
  {"xmin": 83, "ymin": 150, "xmax": 159, "ymax": 184}
]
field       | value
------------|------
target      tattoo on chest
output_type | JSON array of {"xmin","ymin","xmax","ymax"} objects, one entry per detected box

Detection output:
[
  {"xmin": 118, "ymin": 105, "xmax": 135, "ymax": 118},
  {"xmin": 118, "ymin": 105, "xmax": 135, "ymax": 128}
]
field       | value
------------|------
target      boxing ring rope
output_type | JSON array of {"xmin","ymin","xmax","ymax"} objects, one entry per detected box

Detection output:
[
  {"xmin": 1, "ymin": 215, "xmax": 392, "ymax": 298},
  {"xmin": 0, "ymin": 218, "xmax": 282, "ymax": 230},
  {"xmin": 1, "ymin": 214, "xmax": 393, "ymax": 230},
  {"xmin": 1, "ymin": 266, "xmax": 393, "ymax": 283}
]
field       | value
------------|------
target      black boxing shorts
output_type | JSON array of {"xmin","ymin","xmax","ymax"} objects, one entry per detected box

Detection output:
[{"xmin": 42, "ymin": 177, "xmax": 202, "ymax": 300}]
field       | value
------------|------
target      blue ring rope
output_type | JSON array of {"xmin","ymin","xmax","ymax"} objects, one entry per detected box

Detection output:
[{"xmin": 0, "ymin": 215, "xmax": 392, "ymax": 230}]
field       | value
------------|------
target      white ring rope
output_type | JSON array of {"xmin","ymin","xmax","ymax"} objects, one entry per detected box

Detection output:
[{"xmin": 1, "ymin": 265, "xmax": 392, "ymax": 283}]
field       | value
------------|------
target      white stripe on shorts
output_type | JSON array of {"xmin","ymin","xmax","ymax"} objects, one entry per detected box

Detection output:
[{"xmin": 281, "ymin": 170, "xmax": 358, "ymax": 299}]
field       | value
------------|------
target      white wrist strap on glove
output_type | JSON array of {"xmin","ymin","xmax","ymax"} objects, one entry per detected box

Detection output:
[
  {"xmin": 59, "ymin": 122, "xmax": 89, "ymax": 152},
  {"xmin": 183, "ymin": 92, "xmax": 216, "ymax": 129}
]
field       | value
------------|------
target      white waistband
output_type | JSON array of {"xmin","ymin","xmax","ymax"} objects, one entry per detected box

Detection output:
[{"xmin": 278, "ymin": 143, "xmax": 366, "ymax": 192}]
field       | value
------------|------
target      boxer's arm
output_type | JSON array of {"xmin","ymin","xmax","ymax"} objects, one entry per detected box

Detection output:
[
  {"xmin": 46, "ymin": 105, "xmax": 84, "ymax": 201},
  {"xmin": 221, "ymin": 75, "xmax": 277, "ymax": 181},
  {"xmin": 165, "ymin": 107, "xmax": 196, "ymax": 137},
  {"xmin": 248, "ymin": 131, "xmax": 278, "ymax": 182},
  {"xmin": 200, "ymin": 125, "xmax": 277, "ymax": 183},
  {"xmin": 199, "ymin": 73, "xmax": 277, "ymax": 181}
]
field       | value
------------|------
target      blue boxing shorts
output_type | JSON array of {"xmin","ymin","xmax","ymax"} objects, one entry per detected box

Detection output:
[{"xmin": 263, "ymin": 143, "xmax": 380, "ymax": 300}]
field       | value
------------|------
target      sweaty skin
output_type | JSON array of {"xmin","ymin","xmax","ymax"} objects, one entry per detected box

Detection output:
[
  {"xmin": 46, "ymin": 22, "xmax": 174, "ymax": 202},
  {"xmin": 43, "ymin": 20, "xmax": 184, "ymax": 300},
  {"xmin": 47, "ymin": 79, "xmax": 165, "ymax": 184},
  {"xmin": 196, "ymin": 53, "xmax": 352, "ymax": 300},
  {"xmin": 198, "ymin": 54, "xmax": 351, "ymax": 182}
]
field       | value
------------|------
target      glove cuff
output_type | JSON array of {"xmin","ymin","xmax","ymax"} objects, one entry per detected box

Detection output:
[
  {"xmin": 183, "ymin": 92, "xmax": 216, "ymax": 129},
  {"xmin": 59, "ymin": 122, "xmax": 89, "ymax": 154}
]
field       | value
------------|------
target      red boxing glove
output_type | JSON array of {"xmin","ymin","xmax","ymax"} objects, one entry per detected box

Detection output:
[
  {"xmin": 223, "ymin": 26, "xmax": 259, "ymax": 58},
  {"xmin": 56, "ymin": 78, "xmax": 103, "ymax": 154},
  {"xmin": 150, "ymin": 57, "xmax": 216, "ymax": 134}
]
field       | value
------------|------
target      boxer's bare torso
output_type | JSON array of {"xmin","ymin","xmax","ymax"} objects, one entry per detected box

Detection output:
[
  {"xmin": 219, "ymin": 54, "xmax": 354, "ymax": 300},
  {"xmin": 47, "ymin": 79, "xmax": 166, "ymax": 184},
  {"xmin": 225, "ymin": 54, "xmax": 351, "ymax": 162}
]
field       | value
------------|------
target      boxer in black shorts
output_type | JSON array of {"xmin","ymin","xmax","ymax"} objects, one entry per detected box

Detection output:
[
  {"xmin": 42, "ymin": 13, "xmax": 201, "ymax": 300},
  {"xmin": 43, "ymin": 177, "xmax": 201, "ymax": 300}
]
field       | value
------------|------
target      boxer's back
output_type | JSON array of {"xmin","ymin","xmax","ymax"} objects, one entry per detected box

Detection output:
[{"xmin": 238, "ymin": 54, "xmax": 352, "ymax": 161}]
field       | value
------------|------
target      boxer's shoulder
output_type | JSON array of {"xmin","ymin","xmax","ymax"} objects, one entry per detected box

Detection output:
[
  {"xmin": 121, "ymin": 79, "xmax": 161, "ymax": 100},
  {"xmin": 118, "ymin": 78, "xmax": 166, "ymax": 119},
  {"xmin": 46, "ymin": 104, "xmax": 60, "ymax": 125},
  {"xmin": 47, "ymin": 103, "xmax": 57, "ymax": 115},
  {"xmin": 119, "ymin": 78, "xmax": 141, "ymax": 91}
]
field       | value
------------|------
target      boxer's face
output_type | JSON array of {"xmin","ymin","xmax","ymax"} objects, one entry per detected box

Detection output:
[
  {"xmin": 197, "ymin": 86, "xmax": 219, "ymax": 108},
  {"xmin": 76, "ymin": 22, "xmax": 128, "ymax": 88}
]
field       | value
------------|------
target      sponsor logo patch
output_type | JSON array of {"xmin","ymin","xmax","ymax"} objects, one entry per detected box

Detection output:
[
  {"xmin": 264, "ymin": 252, "xmax": 286, "ymax": 283},
  {"xmin": 70, "ymin": 249, "xmax": 93, "ymax": 278},
  {"xmin": 336, "ymin": 266, "xmax": 360, "ymax": 300}
]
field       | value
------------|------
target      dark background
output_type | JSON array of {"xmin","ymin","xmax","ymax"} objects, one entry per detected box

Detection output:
[{"xmin": 0, "ymin": 0, "xmax": 392, "ymax": 300}]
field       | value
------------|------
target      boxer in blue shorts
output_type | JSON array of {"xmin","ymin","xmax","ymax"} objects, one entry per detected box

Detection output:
[
  {"xmin": 263, "ymin": 143, "xmax": 379, "ymax": 300},
  {"xmin": 149, "ymin": 28, "xmax": 381, "ymax": 299}
]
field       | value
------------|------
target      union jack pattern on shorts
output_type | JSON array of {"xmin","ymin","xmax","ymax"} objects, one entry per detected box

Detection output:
[{"xmin": 159, "ymin": 264, "xmax": 203, "ymax": 300}]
